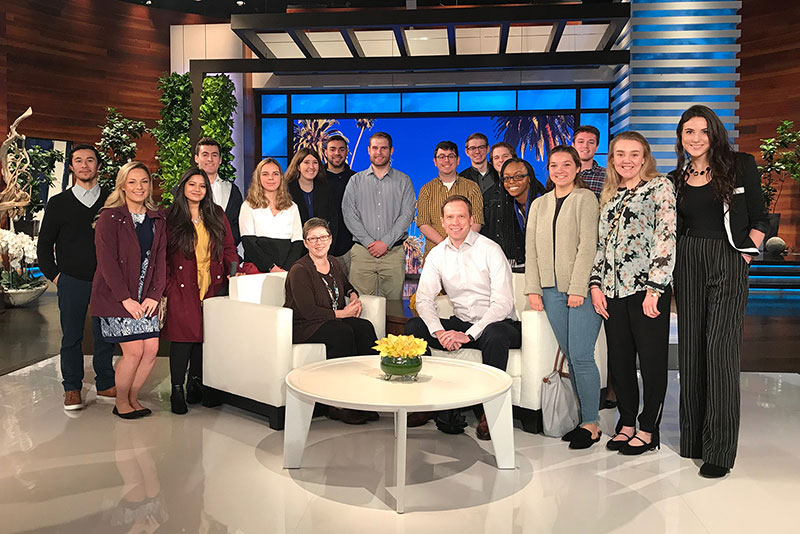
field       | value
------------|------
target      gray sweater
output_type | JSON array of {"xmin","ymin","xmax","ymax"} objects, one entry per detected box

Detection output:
[{"xmin": 523, "ymin": 188, "xmax": 599, "ymax": 297}]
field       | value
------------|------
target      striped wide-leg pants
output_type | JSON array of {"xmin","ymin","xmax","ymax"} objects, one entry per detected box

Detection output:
[{"xmin": 675, "ymin": 235, "xmax": 749, "ymax": 469}]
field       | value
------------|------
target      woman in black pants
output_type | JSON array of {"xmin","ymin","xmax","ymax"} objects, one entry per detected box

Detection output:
[
  {"xmin": 671, "ymin": 105, "xmax": 768, "ymax": 478},
  {"xmin": 589, "ymin": 131, "xmax": 676, "ymax": 455},
  {"xmin": 284, "ymin": 217, "xmax": 378, "ymax": 425}
]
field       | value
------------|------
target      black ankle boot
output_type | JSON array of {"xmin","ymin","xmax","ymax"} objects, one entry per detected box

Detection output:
[
  {"xmin": 171, "ymin": 385, "xmax": 188, "ymax": 415},
  {"xmin": 186, "ymin": 376, "xmax": 203, "ymax": 405}
]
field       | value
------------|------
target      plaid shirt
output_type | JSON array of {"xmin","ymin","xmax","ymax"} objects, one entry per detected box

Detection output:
[{"xmin": 580, "ymin": 160, "xmax": 607, "ymax": 198}]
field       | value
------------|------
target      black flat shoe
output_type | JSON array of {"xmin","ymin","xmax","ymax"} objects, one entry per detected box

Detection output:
[
  {"xmin": 619, "ymin": 434, "xmax": 659, "ymax": 455},
  {"xmin": 569, "ymin": 427, "xmax": 602, "ymax": 449},
  {"xmin": 606, "ymin": 431, "xmax": 634, "ymax": 451},
  {"xmin": 135, "ymin": 407, "xmax": 152, "ymax": 417},
  {"xmin": 561, "ymin": 425, "xmax": 581, "ymax": 442},
  {"xmin": 113, "ymin": 406, "xmax": 142, "ymax": 420},
  {"xmin": 699, "ymin": 462, "xmax": 730, "ymax": 478},
  {"xmin": 186, "ymin": 376, "xmax": 203, "ymax": 405},
  {"xmin": 171, "ymin": 385, "xmax": 188, "ymax": 415}
]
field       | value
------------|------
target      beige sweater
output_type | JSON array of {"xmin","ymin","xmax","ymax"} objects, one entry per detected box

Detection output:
[{"xmin": 524, "ymin": 187, "xmax": 599, "ymax": 297}]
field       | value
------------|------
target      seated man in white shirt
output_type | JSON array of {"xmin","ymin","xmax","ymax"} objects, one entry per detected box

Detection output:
[{"xmin": 405, "ymin": 195, "xmax": 521, "ymax": 440}]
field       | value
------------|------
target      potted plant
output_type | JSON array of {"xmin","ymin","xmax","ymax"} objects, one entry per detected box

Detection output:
[
  {"xmin": 759, "ymin": 120, "xmax": 800, "ymax": 240},
  {"xmin": 13, "ymin": 144, "xmax": 64, "ymax": 236},
  {"xmin": 0, "ymin": 228, "xmax": 47, "ymax": 307},
  {"xmin": 96, "ymin": 107, "xmax": 146, "ymax": 193}
]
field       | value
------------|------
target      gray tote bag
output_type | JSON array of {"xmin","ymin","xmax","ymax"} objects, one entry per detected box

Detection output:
[{"xmin": 541, "ymin": 348, "xmax": 579, "ymax": 438}]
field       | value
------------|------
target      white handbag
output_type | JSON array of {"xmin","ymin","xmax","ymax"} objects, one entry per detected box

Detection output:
[{"xmin": 541, "ymin": 347, "xmax": 580, "ymax": 438}]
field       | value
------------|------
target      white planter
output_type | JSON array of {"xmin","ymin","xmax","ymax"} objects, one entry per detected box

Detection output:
[{"xmin": 0, "ymin": 284, "xmax": 47, "ymax": 307}]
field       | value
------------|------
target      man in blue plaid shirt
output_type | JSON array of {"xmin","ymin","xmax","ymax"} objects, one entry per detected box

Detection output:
[{"xmin": 573, "ymin": 125, "xmax": 606, "ymax": 199}]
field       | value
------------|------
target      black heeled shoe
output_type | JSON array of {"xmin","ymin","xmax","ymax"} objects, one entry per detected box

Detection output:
[
  {"xmin": 606, "ymin": 431, "xmax": 634, "ymax": 451},
  {"xmin": 113, "ymin": 406, "xmax": 142, "ymax": 420},
  {"xmin": 619, "ymin": 433, "xmax": 659, "ymax": 455},
  {"xmin": 699, "ymin": 462, "xmax": 730, "ymax": 478},
  {"xmin": 171, "ymin": 385, "xmax": 188, "ymax": 415},
  {"xmin": 186, "ymin": 376, "xmax": 203, "ymax": 405}
]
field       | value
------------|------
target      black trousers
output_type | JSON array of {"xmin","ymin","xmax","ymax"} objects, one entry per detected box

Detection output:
[
  {"xmin": 605, "ymin": 287, "xmax": 671, "ymax": 434},
  {"xmin": 404, "ymin": 316, "xmax": 521, "ymax": 370},
  {"xmin": 676, "ymin": 236, "xmax": 749, "ymax": 469},
  {"xmin": 306, "ymin": 317, "xmax": 378, "ymax": 358},
  {"xmin": 170, "ymin": 342, "xmax": 202, "ymax": 386}
]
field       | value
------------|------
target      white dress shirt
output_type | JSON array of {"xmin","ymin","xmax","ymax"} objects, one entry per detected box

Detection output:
[
  {"xmin": 71, "ymin": 183, "xmax": 102, "ymax": 208},
  {"xmin": 209, "ymin": 177, "xmax": 231, "ymax": 211},
  {"xmin": 239, "ymin": 201, "xmax": 302, "ymax": 241},
  {"xmin": 416, "ymin": 230, "xmax": 516, "ymax": 339}
]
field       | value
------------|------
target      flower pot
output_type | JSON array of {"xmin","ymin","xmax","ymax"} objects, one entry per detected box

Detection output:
[
  {"xmin": 0, "ymin": 284, "xmax": 47, "ymax": 307},
  {"xmin": 380, "ymin": 356, "xmax": 423, "ymax": 381}
]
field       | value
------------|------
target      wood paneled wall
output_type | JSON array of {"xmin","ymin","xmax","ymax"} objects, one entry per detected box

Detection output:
[
  {"xmin": 738, "ymin": 0, "xmax": 800, "ymax": 251},
  {"xmin": 1, "ymin": 0, "xmax": 219, "ymax": 175}
]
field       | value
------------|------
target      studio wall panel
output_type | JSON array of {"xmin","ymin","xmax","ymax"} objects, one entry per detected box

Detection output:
[{"xmin": 2, "ymin": 0, "xmax": 220, "ymax": 176}]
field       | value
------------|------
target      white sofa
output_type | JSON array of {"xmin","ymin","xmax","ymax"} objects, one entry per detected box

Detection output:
[
  {"xmin": 429, "ymin": 273, "xmax": 607, "ymax": 433},
  {"xmin": 202, "ymin": 272, "xmax": 386, "ymax": 429}
]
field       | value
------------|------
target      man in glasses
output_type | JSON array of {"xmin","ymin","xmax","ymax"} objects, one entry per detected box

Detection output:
[
  {"xmin": 417, "ymin": 141, "xmax": 484, "ymax": 259},
  {"xmin": 459, "ymin": 132, "xmax": 497, "ymax": 194}
]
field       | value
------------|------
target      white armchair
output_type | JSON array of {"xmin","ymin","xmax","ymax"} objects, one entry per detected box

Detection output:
[
  {"xmin": 430, "ymin": 272, "xmax": 607, "ymax": 433},
  {"xmin": 202, "ymin": 272, "xmax": 386, "ymax": 429}
]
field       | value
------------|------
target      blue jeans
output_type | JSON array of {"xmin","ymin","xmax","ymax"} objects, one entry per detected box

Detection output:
[
  {"xmin": 57, "ymin": 273, "xmax": 115, "ymax": 392},
  {"xmin": 541, "ymin": 286, "xmax": 602, "ymax": 425}
]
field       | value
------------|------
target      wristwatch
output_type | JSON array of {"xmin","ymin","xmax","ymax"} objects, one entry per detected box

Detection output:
[{"xmin": 467, "ymin": 334, "xmax": 475, "ymax": 342}]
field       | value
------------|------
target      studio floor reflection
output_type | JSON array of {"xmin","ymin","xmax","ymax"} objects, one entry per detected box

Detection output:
[{"xmin": 0, "ymin": 356, "xmax": 798, "ymax": 534}]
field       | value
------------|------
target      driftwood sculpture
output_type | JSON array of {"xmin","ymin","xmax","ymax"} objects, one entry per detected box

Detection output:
[{"xmin": 0, "ymin": 107, "xmax": 34, "ymax": 224}]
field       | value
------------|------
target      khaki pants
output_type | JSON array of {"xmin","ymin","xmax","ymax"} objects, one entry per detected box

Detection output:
[{"xmin": 349, "ymin": 243, "xmax": 406, "ymax": 300}]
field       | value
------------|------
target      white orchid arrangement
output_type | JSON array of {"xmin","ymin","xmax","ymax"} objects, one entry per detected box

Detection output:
[{"xmin": 0, "ymin": 228, "xmax": 44, "ymax": 290}]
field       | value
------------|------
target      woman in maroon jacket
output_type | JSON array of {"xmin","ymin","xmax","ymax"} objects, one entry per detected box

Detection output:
[
  {"xmin": 162, "ymin": 167, "xmax": 239, "ymax": 415},
  {"xmin": 92, "ymin": 161, "xmax": 166, "ymax": 419}
]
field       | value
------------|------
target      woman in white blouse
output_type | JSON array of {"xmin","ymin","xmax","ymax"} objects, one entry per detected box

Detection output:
[{"xmin": 239, "ymin": 158, "xmax": 304, "ymax": 272}]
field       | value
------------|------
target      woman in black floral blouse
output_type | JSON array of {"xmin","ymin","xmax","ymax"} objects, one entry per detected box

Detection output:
[{"xmin": 589, "ymin": 131, "xmax": 676, "ymax": 456}]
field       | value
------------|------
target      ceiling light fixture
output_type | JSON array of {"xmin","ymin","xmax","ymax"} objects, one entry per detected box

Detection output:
[
  {"xmin": 236, "ymin": 0, "xmax": 245, "ymax": 5},
  {"xmin": 145, "ymin": 0, "xmax": 152, "ymax": 4}
]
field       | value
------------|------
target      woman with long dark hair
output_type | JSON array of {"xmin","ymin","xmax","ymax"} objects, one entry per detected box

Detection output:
[
  {"xmin": 286, "ymin": 148, "xmax": 335, "ymax": 231},
  {"xmin": 525, "ymin": 146, "xmax": 602, "ymax": 449},
  {"xmin": 162, "ymin": 167, "xmax": 239, "ymax": 414},
  {"xmin": 91, "ymin": 162, "xmax": 166, "ymax": 419},
  {"xmin": 589, "ymin": 131, "xmax": 676, "ymax": 456},
  {"xmin": 671, "ymin": 105, "xmax": 769, "ymax": 478}
]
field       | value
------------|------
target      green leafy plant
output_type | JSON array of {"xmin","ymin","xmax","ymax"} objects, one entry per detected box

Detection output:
[
  {"xmin": 151, "ymin": 72, "xmax": 193, "ymax": 205},
  {"xmin": 759, "ymin": 120, "xmax": 800, "ymax": 213},
  {"xmin": 200, "ymin": 74, "xmax": 238, "ymax": 181},
  {"xmin": 22, "ymin": 145, "xmax": 64, "ymax": 217},
  {"xmin": 96, "ymin": 108, "xmax": 146, "ymax": 192}
]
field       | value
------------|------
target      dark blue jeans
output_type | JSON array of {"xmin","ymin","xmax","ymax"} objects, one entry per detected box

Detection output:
[{"xmin": 56, "ymin": 273, "xmax": 115, "ymax": 392}]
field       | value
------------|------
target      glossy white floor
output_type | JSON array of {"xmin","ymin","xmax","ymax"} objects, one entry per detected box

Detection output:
[{"xmin": 1, "ymin": 356, "xmax": 798, "ymax": 534}]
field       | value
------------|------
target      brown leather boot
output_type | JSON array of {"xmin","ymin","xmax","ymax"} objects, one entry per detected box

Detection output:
[{"xmin": 476, "ymin": 414, "xmax": 491, "ymax": 441}]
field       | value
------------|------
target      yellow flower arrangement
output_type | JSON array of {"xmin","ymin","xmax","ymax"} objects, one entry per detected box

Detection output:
[{"xmin": 373, "ymin": 334, "xmax": 427, "ymax": 358}]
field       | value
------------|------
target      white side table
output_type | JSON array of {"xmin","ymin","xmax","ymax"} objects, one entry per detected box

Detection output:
[{"xmin": 283, "ymin": 356, "xmax": 515, "ymax": 513}]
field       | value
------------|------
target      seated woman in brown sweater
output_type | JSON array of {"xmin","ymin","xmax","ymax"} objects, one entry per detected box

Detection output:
[{"xmin": 284, "ymin": 217, "xmax": 378, "ymax": 424}]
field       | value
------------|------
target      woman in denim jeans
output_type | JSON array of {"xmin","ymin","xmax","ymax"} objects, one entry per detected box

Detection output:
[{"xmin": 523, "ymin": 146, "xmax": 602, "ymax": 449}]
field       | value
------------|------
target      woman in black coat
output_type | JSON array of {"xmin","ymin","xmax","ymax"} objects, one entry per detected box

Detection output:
[
  {"xmin": 286, "ymin": 148, "xmax": 336, "ymax": 239},
  {"xmin": 670, "ymin": 105, "xmax": 769, "ymax": 479}
]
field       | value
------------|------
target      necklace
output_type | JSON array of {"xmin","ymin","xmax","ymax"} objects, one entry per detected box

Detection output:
[
  {"xmin": 688, "ymin": 166, "xmax": 711, "ymax": 177},
  {"xmin": 192, "ymin": 214, "xmax": 202, "ymax": 224}
]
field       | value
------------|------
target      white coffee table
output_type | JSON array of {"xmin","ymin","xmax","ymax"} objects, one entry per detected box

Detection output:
[{"xmin": 283, "ymin": 356, "xmax": 515, "ymax": 513}]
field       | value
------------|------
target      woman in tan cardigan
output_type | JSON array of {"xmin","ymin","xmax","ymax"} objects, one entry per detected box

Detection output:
[{"xmin": 523, "ymin": 146, "xmax": 602, "ymax": 449}]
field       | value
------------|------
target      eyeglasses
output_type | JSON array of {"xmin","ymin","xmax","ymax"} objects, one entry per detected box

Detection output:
[
  {"xmin": 503, "ymin": 173, "xmax": 529, "ymax": 183},
  {"xmin": 305, "ymin": 235, "xmax": 332, "ymax": 244},
  {"xmin": 466, "ymin": 144, "xmax": 488, "ymax": 152},
  {"xmin": 435, "ymin": 154, "xmax": 458, "ymax": 161}
]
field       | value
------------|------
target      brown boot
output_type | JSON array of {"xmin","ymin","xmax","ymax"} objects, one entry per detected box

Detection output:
[
  {"xmin": 476, "ymin": 414, "xmax": 491, "ymax": 441},
  {"xmin": 407, "ymin": 411, "xmax": 436, "ymax": 427},
  {"xmin": 96, "ymin": 386, "xmax": 117, "ymax": 404},
  {"xmin": 64, "ymin": 390, "xmax": 83, "ymax": 411}
]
